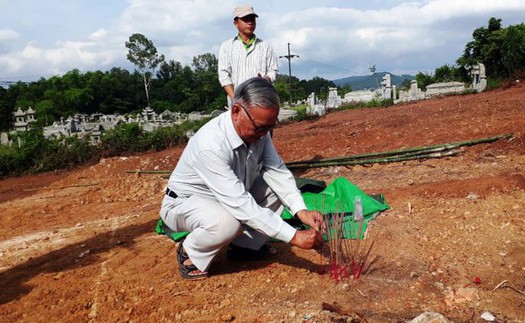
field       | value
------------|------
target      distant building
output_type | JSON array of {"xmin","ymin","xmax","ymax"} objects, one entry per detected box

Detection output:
[
  {"xmin": 4, "ymin": 106, "xmax": 203, "ymax": 146},
  {"xmin": 13, "ymin": 107, "xmax": 36, "ymax": 132}
]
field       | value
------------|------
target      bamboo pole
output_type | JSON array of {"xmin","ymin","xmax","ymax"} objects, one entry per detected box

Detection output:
[
  {"xmin": 286, "ymin": 133, "xmax": 513, "ymax": 168},
  {"xmin": 288, "ymin": 150, "xmax": 460, "ymax": 170},
  {"xmin": 23, "ymin": 183, "xmax": 99, "ymax": 191},
  {"xmin": 126, "ymin": 170, "xmax": 171, "ymax": 174}
]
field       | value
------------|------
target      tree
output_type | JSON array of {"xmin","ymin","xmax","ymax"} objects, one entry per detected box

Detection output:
[
  {"xmin": 434, "ymin": 64, "xmax": 462, "ymax": 82},
  {"xmin": 0, "ymin": 86, "xmax": 13, "ymax": 131},
  {"xmin": 191, "ymin": 53, "xmax": 223, "ymax": 111},
  {"xmin": 192, "ymin": 53, "xmax": 218, "ymax": 74},
  {"xmin": 455, "ymin": 17, "xmax": 525, "ymax": 78},
  {"xmin": 125, "ymin": 33, "xmax": 165, "ymax": 105},
  {"xmin": 415, "ymin": 72, "xmax": 435, "ymax": 91},
  {"xmin": 156, "ymin": 60, "xmax": 183, "ymax": 82},
  {"xmin": 497, "ymin": 24, "xmax": 525, "ymax": 77}
]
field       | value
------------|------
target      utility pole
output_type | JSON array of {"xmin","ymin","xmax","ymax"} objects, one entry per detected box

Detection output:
[
  {"xmin": 279, "ymin": 42, "xmax": 299, "ymax": 106},
  {"xmin": 369, "ymin": 64, "xmax": 379, "ymax": 89}
]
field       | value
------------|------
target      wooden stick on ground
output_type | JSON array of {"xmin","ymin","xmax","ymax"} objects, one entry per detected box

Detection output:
[
  {"xmin": 492, "ymin": 280, "xmax": 525, "ymax": 296},
  {"xmin": 24, "ymin": 183, "xmax": 99, "ymax": 191}
]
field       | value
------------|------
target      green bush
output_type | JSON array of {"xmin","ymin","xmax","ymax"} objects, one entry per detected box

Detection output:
[
  {"xmin": 487, "ymin": 77, "xmax": 503, "ymax": 90},
  {"xmin": 0, "ymin": 117, "xmax": 211, "ymax": 178},
  {"xmin": 100, "ymin": 123, "xmax": 145, "ymax": 156},
  {"xmin": 143, "ymin": 125, "xmax": 186, "ymax": 151}
]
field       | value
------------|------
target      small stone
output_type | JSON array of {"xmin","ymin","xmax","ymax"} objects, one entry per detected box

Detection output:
[
  {"xmin": 480, "ymin": 311, "xmax": 495, "ymax": 321},
  {"xmin": 409, "ymin": 311, "xmax": 449, "ymax": 322}
]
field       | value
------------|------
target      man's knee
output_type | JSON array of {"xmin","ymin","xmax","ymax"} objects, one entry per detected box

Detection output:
[{"xmin": 208, "ymin": 213, "xmax": 243, "ymax": 241}]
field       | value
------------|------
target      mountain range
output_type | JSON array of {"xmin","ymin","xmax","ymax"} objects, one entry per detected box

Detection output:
[{"xmin": 332, "ymin": 72, "xmax": 415, "ymax": 91}]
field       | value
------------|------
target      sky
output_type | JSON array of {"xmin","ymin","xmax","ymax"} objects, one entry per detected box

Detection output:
[{"xmin": 1, "ymin": 0, "xmax": 525, "ymax": 86}]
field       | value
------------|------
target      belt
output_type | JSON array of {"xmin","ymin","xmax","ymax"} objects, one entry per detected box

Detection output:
[{"xmin": 165, "ymin": 188, "xmax": 178, "ymax": 199}]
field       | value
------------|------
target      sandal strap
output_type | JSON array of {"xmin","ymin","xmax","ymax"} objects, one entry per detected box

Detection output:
[
  {"xmin": 177, "ymin": 242, "xmax": 189, "ymax": 264},
  {"xmin": 177, "ymin": 242, "xmax": 208, "ymax": 279},
  {"xmin": 179, "ymin": 261, "xmax": 208, "ymax": 279}
]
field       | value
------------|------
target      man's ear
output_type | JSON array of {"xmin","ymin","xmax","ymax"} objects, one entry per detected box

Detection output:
[{"xmin": 231, "ymin": 103, "xmax": 242, "ymax": 121}]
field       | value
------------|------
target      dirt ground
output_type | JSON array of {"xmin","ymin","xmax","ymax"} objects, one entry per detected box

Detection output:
[{"xmin": 1, "ymin": 82, "xmax": 524, "ymax": 322}]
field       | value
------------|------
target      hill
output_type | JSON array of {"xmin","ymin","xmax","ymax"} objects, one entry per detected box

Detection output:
[
  {"xmin": 333, "ymin": 72, "xmax": 415, "ymax": 90},
  {"xmin": 1, "ymin": 82, "xmax": 524, "ymax": 322}
]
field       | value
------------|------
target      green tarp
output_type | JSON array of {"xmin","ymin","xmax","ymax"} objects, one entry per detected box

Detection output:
[
  {"xmin": 156, "ymin": 176, "xmax": 390, "ymax": 241},
  {"xmin": 282, "ymin": 177, "xmax": 390, "ymax": 239}
]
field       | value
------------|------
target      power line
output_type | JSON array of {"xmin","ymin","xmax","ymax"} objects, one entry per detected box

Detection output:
[
  {"xmin": 0, "ymin": 80, "xmax": 31, "ymax": 86},
  {"xmin": 299, "ymin": 59, "xmax": 366, "ymax": 76}
]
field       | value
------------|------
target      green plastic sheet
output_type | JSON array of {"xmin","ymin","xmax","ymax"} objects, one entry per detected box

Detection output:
[
  {"xmin": 156, "ymin": 177, "xmax": 390, "ymax": 242},
  {"xmin": 282, "ymin": 177, "xmax": 390, "ymax": 239}
]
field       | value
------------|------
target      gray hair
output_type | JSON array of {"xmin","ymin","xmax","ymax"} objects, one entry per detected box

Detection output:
[{"xmin": 232, "ymin": 77, "xmax": 280, "ymax": 111}]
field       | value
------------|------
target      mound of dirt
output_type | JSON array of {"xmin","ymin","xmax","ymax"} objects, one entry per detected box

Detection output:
[{"xmin": 1, "ymin": 82, "xmax": 524, "ymax": 322}]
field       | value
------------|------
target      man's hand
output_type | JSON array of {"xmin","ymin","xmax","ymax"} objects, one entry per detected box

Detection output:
[
  {"xmin": 257, "ymin": 72, "xmax": 272, "ymax": 83},
  {"xmin": 296, "ymin": 209, "xmax": 326, "ymax": 232},
  {"xmin": 289, "ymin": 228, "xmax": 323, "ymax": 249}
]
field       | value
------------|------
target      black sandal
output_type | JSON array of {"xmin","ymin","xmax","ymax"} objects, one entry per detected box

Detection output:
[{"xmin": 177, "ymin": 242, "xmax": 208, "ymax": 280}]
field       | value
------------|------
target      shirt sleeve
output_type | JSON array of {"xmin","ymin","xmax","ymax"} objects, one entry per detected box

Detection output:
[
  {"xmin": 260, "ymin": 137, "xmax": 307, "ymax": 215},
  {"xmin": 218, "ymin": 41, "xmax": 233, "ymax": 87},
  {"xmin": 266, "ymin": 45, "xmax": 279, "ymax": 83},
  {"xmin": 192, "ymin": 148, "xmax": 296, "ymax": 242}
]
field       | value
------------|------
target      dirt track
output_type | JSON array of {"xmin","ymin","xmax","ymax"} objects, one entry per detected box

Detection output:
[{"xmin": 1, "ymin": 82, "xmax": 524, "ymax": 322}]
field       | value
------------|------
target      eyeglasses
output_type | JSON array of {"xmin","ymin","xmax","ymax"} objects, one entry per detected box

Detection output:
[{"xmin": 240, "ymin": 105, "xmax": 277, "ymax": 134}]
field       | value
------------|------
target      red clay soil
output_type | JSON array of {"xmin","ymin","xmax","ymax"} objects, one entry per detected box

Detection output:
[{"xmin": 1, "ymin": 82, "xmax": 524, "ymax": 322}]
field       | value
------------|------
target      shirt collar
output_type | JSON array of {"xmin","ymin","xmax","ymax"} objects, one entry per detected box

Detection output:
[
  {"xmin": 223, "ymin": 111, "xmax": 245, "ymax": 149},
  {"xmin": 234, "ymin": 34, "xmax": 257, "ymax": 49}
]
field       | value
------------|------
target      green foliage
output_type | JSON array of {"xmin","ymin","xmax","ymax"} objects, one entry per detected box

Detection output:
[
  {"xmin": 0, "ymin": 87, "xmax": 13, "ymax": 131},
  {"xmin": 156, "ymin": 60, "xmax": 183, "ymax": 82},
  {"xmin": 299, "ymin": 76, "xmax": 337, "ymax": 101},
  {"xmin": 288, "ymin": 108, "xmax": 320, "ymax": 122},
  {"xmin": 337, "ymin": 98, "xmax": 392, "ymax": 111},
  {"xmin": 99, "ymin": 119, "xmax": 211, "ymax": 157},
  {"xmin": 99, "ymin": 123, "xmax": 146, "ymax": 156},
  {"xmin": 144, "ymin": 126, "xmax": 186, "ymax": 151},
  {"xmin": 486, "ymin": 77, "xmax": 504, "ymax": 90},
  {"xmin": 0, "ymin": 118, "xmax": 212, "ymax": 178},
  {"xmin": 339, "ymin": 84, "xmax": 352, "ymax": 96},
  {"xmin": 434, "ymin": 64, "xmax": 463, "ymax": 82},
  {"xmin": 274, "ymin": 75, "xmax": 335, "ymax": 105},
  {"xmin": 415, "ymin": 72, "xmax": 435, "ymax": 91},
  {"xmin": 0, "ymin": 128, "xmax": 95, "ymax": 177},
  {"xmin": 457, "ymin": 18, "xmax": 525, "ymax": 79}
]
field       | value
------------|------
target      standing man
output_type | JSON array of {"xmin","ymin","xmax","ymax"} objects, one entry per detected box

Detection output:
[
  {"xmin": 218, "ymin": 4, "xmax": 279, "ymax": 108},
  {"xmin": 160, "ymin": 77, "xmax": 324, "ymax": 279}
]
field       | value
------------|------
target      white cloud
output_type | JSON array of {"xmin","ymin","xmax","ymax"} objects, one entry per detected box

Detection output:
[
  {"xmin": 0, "ymin": 0, "xmax": 524, "ymax": 82},
  {"xmin": 0, "ymin": 28, "xmax": 19, "ymax": 41},
  {"xmin": 89, "ymin": 29, "xmax": 109, "ymax": 41}
]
